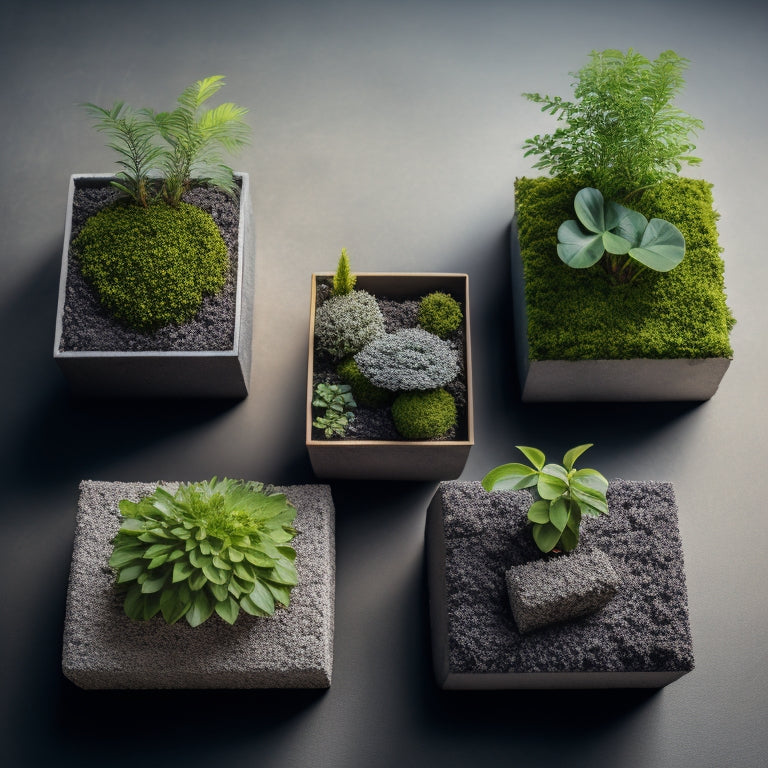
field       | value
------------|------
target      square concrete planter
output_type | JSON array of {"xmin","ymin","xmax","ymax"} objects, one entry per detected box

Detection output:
[
  {"xmin": 511, "ymin": 178, "xmax": 733, "ymax": 402},
  {"xmin": 426, "ymin": 480, "xmax": 694, "ymax": 689},
  {"xmin": 62, "ymin": 480, "xmax": 335, "ymax": 689},
  {"xmin": 53, "ymin": 173, "xmax": 254, "ymax": 398},
  {"xmin": 306, "ymin": 273, "xmax": 474, "ymax": 480}
]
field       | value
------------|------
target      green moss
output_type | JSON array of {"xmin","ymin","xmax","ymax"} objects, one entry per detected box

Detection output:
[
  {"xmin": 391, "ymin": 388, "xmax": 456, "ymax": 439},
  {"xmin": 74, "ymin": 201, "xmax": 228, "ymax": 332},
  {"xmin": 515, "ymin": 176, "xmax": 734, "ymax": 360},
  {"xmin": 417, "ymin": 291, "xmax": 463, "ymax": 338},
  {"xmin": 336, "ymin": 357, "xmax": 393, "ymax": 408}
]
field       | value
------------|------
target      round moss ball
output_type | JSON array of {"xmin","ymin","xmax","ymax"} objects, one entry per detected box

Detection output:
[
  {"xmin": 337, "ymin": 357, "xmax": 394, "ymax": 408},
  {"xmin": 417, "ymin": 291, "xmax": 463, "ymax": 338},
  {"xmin": 391, "ymin": 388, "xmax": 457, "ymax": 439},
  {"xmin": 74, "ymin": 201, "xmax": 228, "ymax": 332}
]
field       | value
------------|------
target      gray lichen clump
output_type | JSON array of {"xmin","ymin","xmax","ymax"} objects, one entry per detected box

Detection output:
[
  {"xmin": 354, "ymin": 327, "xmax": 459, "ymax": 391},
  {"xmin": 314, "ymin": 290, "xmax": 385, "ymax": 360}
]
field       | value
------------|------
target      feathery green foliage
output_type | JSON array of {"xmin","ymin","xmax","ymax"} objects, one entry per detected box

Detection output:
[
  {"xmin": 74, "ymin": 201, "xmax": 228, "ymax": 331},
  {"xmin": 482, "ymin": 444, "xmax": 608, "ymax": 553},
  {"xmin": 523, "ymin": 49, "xmax": 703, "ymax": 199},
  {"xmin": 332, "ymin": 248, "xmax": 356, "ymax": 296},
  {"xmin": 391, "ymin": 388, "xmax": 457, "ymax": 439},
  {"xmin": 80, "ymin": 101, "xmax": 164, "ymax": 207},
  {"xmin": 312, "ymin": 382, "xmax": 357, "ymax": 438},
  {"xmin": 150, "ymin": 75, "xmax": 250, "ymax": 206},
  {"xmin": 515, "ymin": 176, "xmax": 734, "ymax": 360},
  {"xmin": 417, "ymin": 291, "xmax": 463, "ymax": 338},
  {"xmin": 109, "ymin": 479, "xmax": 298, "ymax": 627}
]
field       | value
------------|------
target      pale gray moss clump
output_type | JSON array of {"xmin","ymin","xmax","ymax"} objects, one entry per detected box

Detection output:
[
  {"xmin": 314, "ymin": 290, "xmax": 385, "ymax": 359},
  {"xmin": 355, "ymin": 327, "xmax": 459, "ymax": 391}
]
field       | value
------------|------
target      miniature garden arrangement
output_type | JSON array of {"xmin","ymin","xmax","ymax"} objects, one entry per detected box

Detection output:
[
  {"xmin": 62, "ymin": 478, "xmax": 336, "ymax": 689},
  {"xmin": 426, "ymin": 443, "xmax": 695, "ymax": 689},
  {"xmin": 54, "ymin": 76, "xmax": 255, "ymax": 397},
  {"xmin": 306, "ymin": 251, "xmax": 473, "ymax": 479},
  {"xmin": 513, "ymin": 48, "xmax": 734, "ymax": 401}
]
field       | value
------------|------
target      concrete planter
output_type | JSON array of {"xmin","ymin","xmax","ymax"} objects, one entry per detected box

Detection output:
[
  {"xmin": 53, "ymin": 173, "xmax": 254, "ymax": 398},
  {"xmin": 62, "ymin": 480, "xmax": 335, "ymax": 689},
  {"xmin": 306, "ymin": 273, "xmax": 474, "ymax": 480},
  {"xmin": 426, "ymin": 480, "xmax": 694, "ymax": 689},
  {"xmin": 510, "ymin": 217, "xmax": 731, "ymax": 402}
]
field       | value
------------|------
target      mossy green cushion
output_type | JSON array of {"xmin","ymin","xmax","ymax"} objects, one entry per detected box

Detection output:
[
  {"xmin": 74, "ymin": 201, "xmax": 228, "ymax": 332},
  {"xmin": 515, "ymin": 177, "xmax": 734, "ymax": 360}
]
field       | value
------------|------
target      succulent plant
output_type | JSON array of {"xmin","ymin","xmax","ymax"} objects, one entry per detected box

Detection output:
[
  {"xmin": 312, "ymin": 382, "xmax": 357, "ymax": 438},
  {"xmin": 354, "ymin": 327, "xmax": 460, "ymax": 391},
  {"xmin": 109, "ymin": 478, "xmax": 298, "ymax": 626},
  {"xmin": 314, "ymin": 290, "xmax": 385, "ymax": 359},
  {"xmin": 417, "ymin": 291, "xmax": 463, "ymax": 338}
]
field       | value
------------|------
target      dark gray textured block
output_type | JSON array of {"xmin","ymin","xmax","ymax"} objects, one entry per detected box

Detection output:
[
  {"xmin": 426, "ymin": 480, "xmax": 694, "ymax": 689},
  {"xmin": 62, "ymin": 480, "xmax": 335, "ymax": 689},
  {"xmin": 506, "ymin": 548, "xmax": 620, "ymax": 634}
]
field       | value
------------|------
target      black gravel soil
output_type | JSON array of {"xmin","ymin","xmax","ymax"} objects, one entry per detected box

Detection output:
[{"xmin": 58, "ymin": 179, "xmax": 241, "ymax": 352}]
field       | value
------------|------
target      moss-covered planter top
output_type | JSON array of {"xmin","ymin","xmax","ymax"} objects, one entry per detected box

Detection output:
[{"xmin": 515, "ymin": 176, "xmax": 734, "ymax": 361}]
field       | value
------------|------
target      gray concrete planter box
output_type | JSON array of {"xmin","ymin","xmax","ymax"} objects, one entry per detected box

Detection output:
[
  {"xmin": 510, "ymin": 218, "xmax": 731, "ymax": 402},
  {"xmin": 53, "ymin": 173, "xmax": 254, "ymax": 398},
  {"xmin": 306, "ymin": 273, "xmax": 474, "ymax": 480},
  {"xmin": 426, "ymin": 480, "xmax": 694, "ymax": 689},
  {"xmin": 62, "ymin": 480, "xmax": 335, "ymax": 689}
]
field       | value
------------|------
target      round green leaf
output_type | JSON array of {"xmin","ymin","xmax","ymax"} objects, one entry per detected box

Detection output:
[
  {"xmin": 573, "ymin": 187, "xmax": 606, "ymax": 232},
  {"xmin": 558, "ymin": 524, "xmax": 579, "ymax": 552},
  {"xmin": 527, "ymin": 499, "xmax": 550, "ymax": 524},
  {"xmin": 602, "ymin": 230, "xmax": 633, "ymax": 255},
  {"xmin": 572, "ymin": 468, "xmax": 609, "ymax": 494},
  {"xmin": 481, "ymin": 463, "xmax": 538, "ymax": 491},
  {"xmin": 537, "ymin": 464, "xmax": 568, "ymax": 499},
  {"xmin": 549, "ymin": 497, "xmax": 569, "ymax": 532},
  {"xmin": 532, "ymin": 522, "xmax": 562, "ymax": 553},
  {"xmin": 214, "ymin": 596, "xmax": 240, "ymax": 625},
  {"xmin": 606, "ymin": 202, "xmax": 647, "ymax": 248},
  {"xmin": 556, "ymin": 220, "xmax": 605, "ymax": 268},
  {"xmin": 629, "ymin": 218, "xmax": 685, "ymax": 272}
]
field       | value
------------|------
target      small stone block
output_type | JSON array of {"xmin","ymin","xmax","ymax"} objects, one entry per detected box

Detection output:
[
  {"xmin": 62, "ymin": 481, "xmax": 335, "ymax": 689},
  {"xmin": 506, "ymin": 548, "xmax": 620, "ymax": 634}
]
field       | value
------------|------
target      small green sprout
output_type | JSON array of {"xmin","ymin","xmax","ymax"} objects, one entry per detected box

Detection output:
[{"xmin": 312, "ymin": 382, "xmax": 357, "ymax": 438}]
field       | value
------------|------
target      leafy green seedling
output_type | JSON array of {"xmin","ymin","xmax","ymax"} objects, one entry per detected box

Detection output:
[
  {"xmin": 109, "ymin": 478, "xmax": 298, "ymax": 627},
  {"xmin": 332, "ymin": 248, "xmax": 356, "ymax": 296},
  {"xmin": 312, "ymin": 382, "xmax": 357, "ymax": 438},
  {"xmin": 482, "ymin": 444, "xmax": 608, "ymax": 554},
  {"xmin": 557, "ymin": 187, "xmax": 685, "ymax": 282}
]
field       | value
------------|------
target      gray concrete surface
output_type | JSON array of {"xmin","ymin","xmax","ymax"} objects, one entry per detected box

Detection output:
[{"xmin": 0, "ymin": 0, "xmax": 766, "ymax": 765}]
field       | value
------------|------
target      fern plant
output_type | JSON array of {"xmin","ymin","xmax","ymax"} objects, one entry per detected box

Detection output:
[
  {"xmin": 523, "ymin": 49, "xmax": 703, "ymax": 199},
  {"xmin": 109, "ymin": 478, "xmax": 298, "ymax": 627},
  {"xmin": 80, "ymin": 101, "xmax": 163, "ymax": 207},
  {"xmin": 149, "ymin": 75, "xmax": 250, "ymax": 206}
]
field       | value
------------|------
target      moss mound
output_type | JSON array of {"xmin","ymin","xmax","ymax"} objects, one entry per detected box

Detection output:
[
  {"xmin": 515, "ymin": 176, "xmax": 735, "ymax": 360},
  {"xmin": 418, "ymin": 291, "xmax": 463, "ymax": 338},
  {"xmin": 74, "ymin": 201, "xmax": 228, "ymax": 332},
  {"xmin": 336, "ymin": 358, "xmax": 393, "ymax": 408},
  {"xmin": 391, "ymin": 388, "xmax": 456, "ymax": 439}
]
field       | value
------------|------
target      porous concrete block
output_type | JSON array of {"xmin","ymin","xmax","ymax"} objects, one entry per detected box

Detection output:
[
  {"xmin": 426, "ymin": 480, "xmax": 694, "ymax": 689},
  {"xmin": 506, "ymin": 548, "xmax": 620, "ymax": 634},
  {"xmin": 62, "ymin": 480, "xmax": 334, "ymax": 689}
]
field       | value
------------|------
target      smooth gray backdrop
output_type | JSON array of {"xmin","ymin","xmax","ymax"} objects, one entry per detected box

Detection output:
[{"xmin": 1, "ymin": 1, "xmax": 765, "ymax": 766}]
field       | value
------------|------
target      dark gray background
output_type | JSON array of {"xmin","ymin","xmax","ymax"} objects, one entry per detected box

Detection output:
[{"xmin": 1, "ymin": 1, "xmax": 765, "ymax": 766}]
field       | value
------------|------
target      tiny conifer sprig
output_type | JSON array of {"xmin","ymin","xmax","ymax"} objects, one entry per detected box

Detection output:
[
  {"xmin": 332, "ymin": 248, "xmax": 356, "ymax": 296},
  {"xmin": 109, "ymin": 479, "xmax": 298, "ymax": 627}
]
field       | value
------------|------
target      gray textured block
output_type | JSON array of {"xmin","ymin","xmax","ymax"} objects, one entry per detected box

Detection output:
[
  {"xmin": 427, "ymin": 480, "xmax": 694, "ymax": 689},
  {"xmin": 62, "ymin": 480, "xmax": 335, "ymax": 689},
  {"xmin": 506, "ymin": 548, "xmax": 620, "ymax": 634}
]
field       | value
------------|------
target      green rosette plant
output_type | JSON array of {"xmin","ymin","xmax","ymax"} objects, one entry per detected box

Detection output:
[
  {"xmin": 482, "ymin": 444, "xmax": 608, "ymax": 553},
  {"xmin": 312, "ymin": 382, "xmax": 357, "ymax": 438},
  {"xmin": 109, "ymin": 478, "xmax": 298, "ymax": 627}
]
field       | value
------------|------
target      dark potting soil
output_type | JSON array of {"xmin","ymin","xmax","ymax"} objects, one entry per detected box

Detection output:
[
  {"xmin": 58, "ymin": 179, "xmax": 241, "ymax": 352},
  {"xmin": 312, "ymin": 283, "xmax": 469, "ymax": 442}
]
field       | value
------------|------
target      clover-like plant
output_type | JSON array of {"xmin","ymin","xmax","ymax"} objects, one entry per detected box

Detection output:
[
  {"xmin": 312, "ymin": 382, "xmax": 357, "ymax": 438},
  {"xmin": 557, "ymin": 187, "xmax": 685, "ymax": 283},
  {"xmin": 482, "ymin": 444, "xmax": 608, "ymax": 554},
  {"xmin": 109, "ymin": 478, "xmax": 298, "ymax": 627},
  {"xmin": 331, "ymin": 248, "xmax": 356, "ymax": 297}
]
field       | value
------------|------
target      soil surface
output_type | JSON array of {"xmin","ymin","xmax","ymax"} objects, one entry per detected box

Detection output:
[
  {"xmin": 58, "ymin": 179, "xmax": 241, "ymax": 352},
  {"xmin": 311, "ymin": 281, "xmax": 469, "ymax": 441}
]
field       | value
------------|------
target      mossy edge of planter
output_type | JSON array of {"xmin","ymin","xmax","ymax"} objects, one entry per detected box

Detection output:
[
  {"xmin": 512, "ymin": 176, "xmax": 734, "ymax": 401},
  {"xmin": 53, "ymin": 173, "xmax": 254, "ymax": 398}
]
